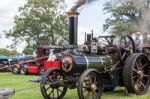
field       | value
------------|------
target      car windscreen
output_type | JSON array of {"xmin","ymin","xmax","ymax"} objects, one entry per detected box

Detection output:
[{"xmin": 45, "ymin": 48, "xmax": 64, "ymax": 56}]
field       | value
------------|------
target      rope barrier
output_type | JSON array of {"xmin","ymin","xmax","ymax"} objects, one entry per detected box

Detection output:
[
  {"xmin": 15, "ymin": 85, "xmax": 40, "ymax": 93},
  {"xmin": 0, "ymin": 55, "xmax": 49, "ymax": 70}
]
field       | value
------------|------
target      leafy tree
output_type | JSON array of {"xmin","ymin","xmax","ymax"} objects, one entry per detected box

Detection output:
[
  {"xmin": 103, "ymin": 0, "xmax": 140, "ymax": 36},
  {"xmin": 0, "ymin": 48, "xmax": 20, "ymax": 56},
  {"xmin": 5, "ymin": 0, "xmax": 68, "ymax": 54},
  {"xmin": 22, "ymin": 45, "xmax": 34, "ymax": 55}
]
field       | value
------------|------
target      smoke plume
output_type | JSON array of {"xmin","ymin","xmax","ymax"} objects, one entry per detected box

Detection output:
[
  {"xmin": 120, "ymin": 0, "xmax": 150, "ymax": 34},
  {"xmin": 71, "ymin": 0, "xmax": 97, "ymax": 11}
]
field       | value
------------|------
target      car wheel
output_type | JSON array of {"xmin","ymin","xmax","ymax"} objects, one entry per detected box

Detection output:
[
  {"xmin": 12, "ymin": 66, "xmax": 19, "ymax": 74},
  {"xmin": 39, "ymin": 66, "xmax": 44, "ymax": 75},
  {"xmin": 20, "ymin": 66, "xmax": 27, "ymax": 75}
]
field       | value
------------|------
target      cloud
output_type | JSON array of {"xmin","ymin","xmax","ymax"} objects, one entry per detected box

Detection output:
[
  {"xmin": 0, "ymin": 0, "xmax": 26, "ymax": 52},
  {"xmin": 0, "ymin": 0, "xmax": 107, "ymax": 53},
  {"xmin": 78, "ymin": 24, "xmax": 108, "ymax": 44},
  {"xmin": 65, "ymin": 0, "xmax": 75, "ymax": 11}
]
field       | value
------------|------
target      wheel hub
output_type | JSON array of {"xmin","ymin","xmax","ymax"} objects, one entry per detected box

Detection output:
[
  {"xmin": 137, "ymin": 70, "xmax": 144, "ymax": 79},
  {"xmin": 91, "ymin": 84, "xmax": 97, "ymax": 91}
]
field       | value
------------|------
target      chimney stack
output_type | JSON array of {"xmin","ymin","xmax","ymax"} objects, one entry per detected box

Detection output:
[{"xmin": 67, "ymin": 11, "xmax": 79, "ymax": 46}]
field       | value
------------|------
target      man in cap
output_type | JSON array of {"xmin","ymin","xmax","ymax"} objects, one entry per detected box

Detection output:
[
  {"xmin": 143, "ymin": 32, "xmax": 150, "ymax": 44},
  {"xmin": 134, "ymin": 32, "xmax": 142, "ymax": 49}
]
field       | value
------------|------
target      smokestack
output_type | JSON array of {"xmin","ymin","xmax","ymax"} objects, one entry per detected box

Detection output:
[{"xmin": 67, "ymin": 11, "xmax": 79, "ymax": 45}]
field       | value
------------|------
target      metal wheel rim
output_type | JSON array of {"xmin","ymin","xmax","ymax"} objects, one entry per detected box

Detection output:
[
  {"xmin": 132, "ymin": 56, "xmax": 149, "ymax": 93},
  {"xmin": 43, "ymin": 70, "xmax": 66, "ymax": 99},
  {"xmin": 81, "ymin": 72, "xmax": 102, "ymax": 99}
]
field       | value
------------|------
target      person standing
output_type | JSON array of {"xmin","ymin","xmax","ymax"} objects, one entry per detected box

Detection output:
[
  {"xmin": 134, "ymin": 32, "xmax": 142, "ymax": 48},
  {"xmin": 143, "ymin": 32, "xmax": 150, "ymax": 44}
]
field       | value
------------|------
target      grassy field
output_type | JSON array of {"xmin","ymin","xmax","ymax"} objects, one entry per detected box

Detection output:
[{"xmin": 0, "ymin": 72, "xmax": 150, "ymax": 99}]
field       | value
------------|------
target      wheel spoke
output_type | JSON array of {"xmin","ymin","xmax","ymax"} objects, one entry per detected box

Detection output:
[
  {"xmin": 58, "ymin": 88, "xmax": 63, "ymax": 93},
  {"xmin": 143, "ymin": 75, "xmax": 149, "ymax": 78},
  {"xmin": 57, "ymin": 88, "xmax": 59, "ymax": 97},
  {"xmin": 138, "ymin": 57, "xmax": 143, "ymax": 69},
  {"xmin": 46, "ymin": 85, "xmax": 51, "ymax": 91},
  {"xmin": 133, "ymin": 68, "xmax": 138, "ymax": 74},
  {"xmin": 53, "ymin": 89, "xmax": 55, "ymax": 98},
  {"xmin": 135, "ymin": 62, "xmax": 140, "ymax": 70},
  {"xmin": 48, "ymin": 89, "xmax": 54, "ymax": 96},
  {"xmin": 88, "ymin": 75, "xmax": 92, "ymax": 85},
  {"xmin": 132, "ymin": 76, "xmax": 138, "ymax": 79},
  {"xmin": 142, "ymin": 63, "xmax": 148, "ymax": 70},
  {"xmin": 94, "ymin": 76, "xmax": 97, "ymax": 84},
  {"xmin": 140, "ymin": 81, "xmax": 146, "ymax": 89}
]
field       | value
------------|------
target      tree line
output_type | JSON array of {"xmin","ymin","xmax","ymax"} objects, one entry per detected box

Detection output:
[{"xmin": 3, "ymin": 0, "xmax": 150, "ymax": 55}]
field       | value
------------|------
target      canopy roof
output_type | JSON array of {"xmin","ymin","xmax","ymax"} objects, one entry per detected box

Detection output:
[{"xmin": 0, "ymin": 54, "xmax": 9, "ymax": 61}]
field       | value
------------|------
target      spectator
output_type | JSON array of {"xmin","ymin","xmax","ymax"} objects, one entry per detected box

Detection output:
[
  {"xmin": 143, "ymin": 32, "xmax": 150, "ymax": 44},
  {"xmin": 134, "ymin": 32, "xmax": 142, "ymax": 48}
]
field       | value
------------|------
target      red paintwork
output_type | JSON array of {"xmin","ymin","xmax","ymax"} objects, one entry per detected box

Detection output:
[
  {"xmin": 44, "ymin": 61, "xmax": 61, "ymax": 71},
  {"xmin": 27, "ymin": 66, "xmax": 39, "ymax": 74},
  {"xmin": 16, "ymin": 45, "xmax": 65, "ymax": 75},
  {"xmin": 138, "ymin": 44, "xmax": 150, "ymax": 48}
]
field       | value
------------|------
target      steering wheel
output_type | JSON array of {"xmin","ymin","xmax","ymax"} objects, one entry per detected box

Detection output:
[{"xmin": 119, "ymin": 36, "xmax": 135, "ymax": 58}]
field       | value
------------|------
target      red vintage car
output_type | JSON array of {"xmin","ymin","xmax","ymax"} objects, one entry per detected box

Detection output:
[{"xmin": 12, "ymin": 45, "xmax": 65, "ymax": 75}]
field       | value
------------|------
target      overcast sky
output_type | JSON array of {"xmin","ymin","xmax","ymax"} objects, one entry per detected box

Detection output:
[{"xmin": 0, "ymin": 0, "xmax": 107, "ymax": 52}]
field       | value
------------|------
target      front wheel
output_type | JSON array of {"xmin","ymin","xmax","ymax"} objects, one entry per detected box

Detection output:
[
  {"xmin": 40, "ymin": 68, "xmax": 67, "ymax": 99},
  {"xmin": 78, "ymin": 69, "xmax": 103, "ymax": 99},
  {"xmin": 123, "ymin": 53, "xmax": 150, "ymax": 95}
]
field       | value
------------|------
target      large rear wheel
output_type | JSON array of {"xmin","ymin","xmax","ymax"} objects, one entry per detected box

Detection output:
[
  {"xmin": 123, "ymin": 53, "xmax": 150, "ymax": 95},
  {"xmin": 78, "ymin": 69, "xmax": 103, "ymax": 99},
  {"xmin": 40, "ymin": 68, "xmax": 67, "ymax": 99}
]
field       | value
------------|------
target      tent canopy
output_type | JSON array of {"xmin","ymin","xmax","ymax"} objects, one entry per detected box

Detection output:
[{"xmin": 0, "ymin": 54, "xmax": 9, "ymax": 61}]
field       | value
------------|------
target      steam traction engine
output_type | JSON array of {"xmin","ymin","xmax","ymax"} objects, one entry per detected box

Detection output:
[{"xmin": 40, "ymin": 11, "xmax": 150, "ymax": 99}]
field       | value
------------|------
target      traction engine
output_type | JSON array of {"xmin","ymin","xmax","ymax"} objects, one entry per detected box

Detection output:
[{"xmin": 40, "ymin": 11, "xmax": 150, "ymax": 99}]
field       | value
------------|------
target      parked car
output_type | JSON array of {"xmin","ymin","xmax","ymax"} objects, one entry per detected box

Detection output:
[{"xmin": 12, "ymin": 45, "xmax": 66, "ymax": 75}]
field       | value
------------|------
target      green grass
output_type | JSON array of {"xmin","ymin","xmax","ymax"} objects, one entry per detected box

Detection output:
[{"xmin": 0, "ymin": 72, "xmax": 150, "ymax": 99}]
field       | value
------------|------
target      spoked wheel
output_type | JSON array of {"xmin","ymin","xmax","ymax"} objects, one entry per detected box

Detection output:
[
  {"xmin": 123, "ymin": 53, "xmax": 150, "ymax": 95},
  {"xmin": 40, "ymin": 68, "xmax": 67, "ymax": 99},
  {"xmin": 78, "ymin": 69, "xmax": 103, "ymax": 99},
  {"xmin": 119, "ymin": 36, "xmax": 135, "ymax": 58}
]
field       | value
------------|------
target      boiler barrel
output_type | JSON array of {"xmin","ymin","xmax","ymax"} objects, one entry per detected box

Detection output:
[{"xmin": 61, "ymin": 55, "xmax": 113, "ymax": 74}]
